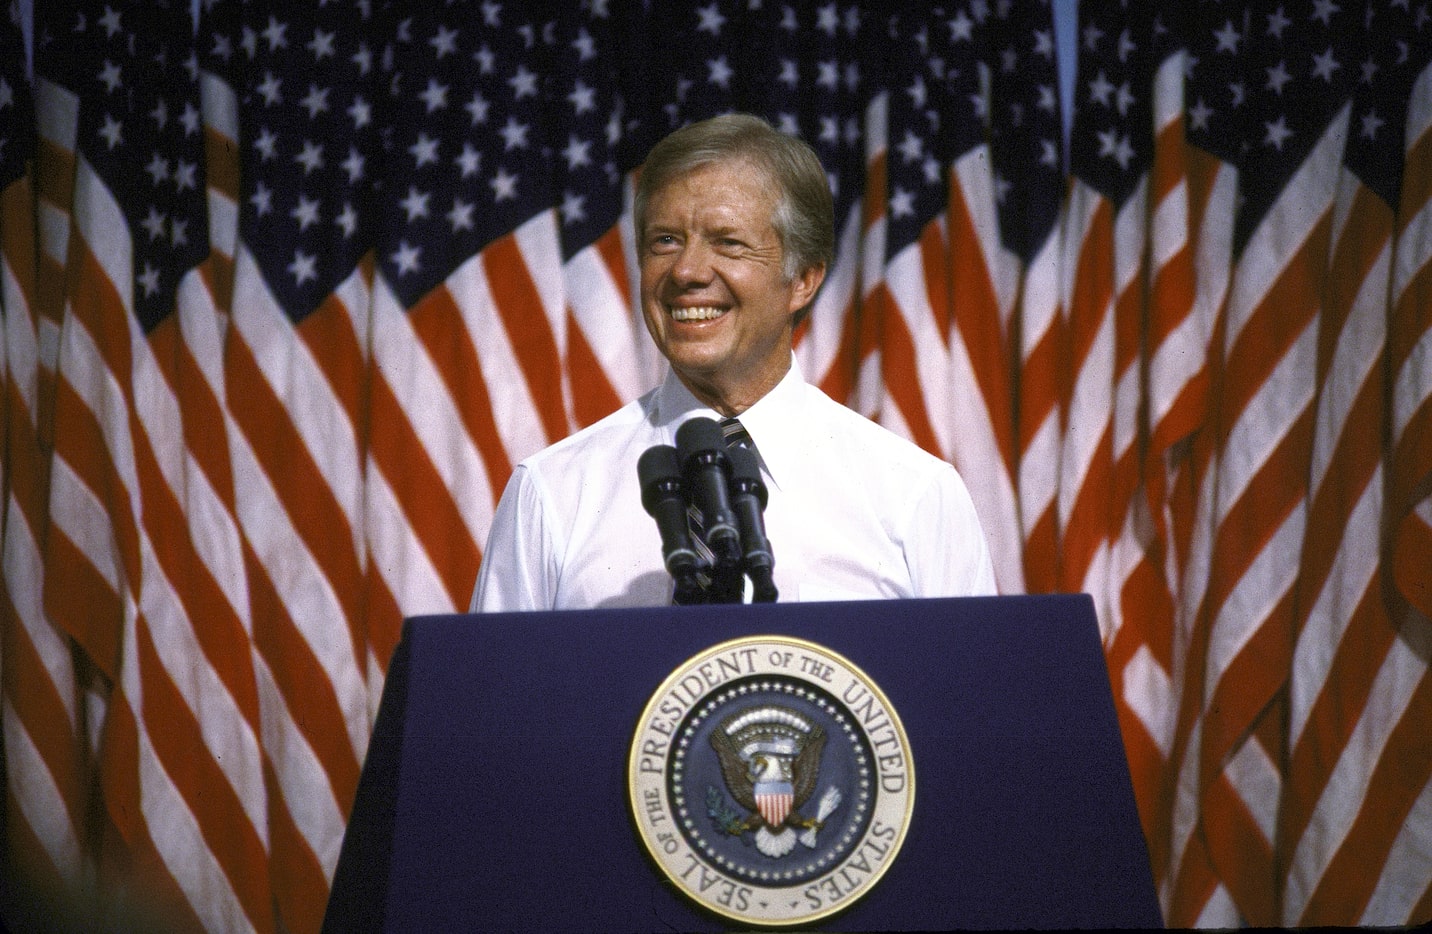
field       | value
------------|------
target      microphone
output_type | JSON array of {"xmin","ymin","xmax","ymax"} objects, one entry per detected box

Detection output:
[
  {"xmin": 675, "ymin": 418, "xmax": 741, "ymax": 569},
  {"xmin": 727, "ymin": 442, "xmax": 778, "ymax": 603},
  {"xmin": 637, "ymin": 444, "xmax": 705, "ymax": 605}
]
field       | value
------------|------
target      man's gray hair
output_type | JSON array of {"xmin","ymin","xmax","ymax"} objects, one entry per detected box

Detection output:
[{"xmin": 634, "ymin": 113, "xmax": 835, "ymax": 287}]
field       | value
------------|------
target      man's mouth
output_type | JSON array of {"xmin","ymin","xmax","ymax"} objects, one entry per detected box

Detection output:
[{"xmin": 668, "ymin": 305, "xmax": 727, "ymax": 322}]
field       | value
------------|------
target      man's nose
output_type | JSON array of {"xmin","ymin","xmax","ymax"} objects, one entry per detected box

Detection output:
[{"xmin": 670, "ymin": 240, "xmax": 714, "ymax": 286}]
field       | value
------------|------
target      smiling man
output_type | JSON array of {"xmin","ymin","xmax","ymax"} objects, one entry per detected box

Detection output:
[{"xmin": 471, "ymin": 114, "xmax": 995, "ymax": 611}]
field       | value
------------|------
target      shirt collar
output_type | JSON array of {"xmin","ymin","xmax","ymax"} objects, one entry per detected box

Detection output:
[{"xmin": 648, "ymin": 355, "xmax": 807, "ymax": 493}]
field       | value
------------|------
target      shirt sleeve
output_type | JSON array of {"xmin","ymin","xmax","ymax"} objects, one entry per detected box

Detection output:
[
  {"xmin": 469, "ymin": 464, "xmax": 560, "ymax": 612},
  {"xmin": 903, "ymin": 465, "xmax": 999, "ymax": 598}
]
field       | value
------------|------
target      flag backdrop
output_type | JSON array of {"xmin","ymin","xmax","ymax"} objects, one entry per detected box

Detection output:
[{"xmin": 2, "ymin": 1, "xmax": 1430, "ymax": 930}]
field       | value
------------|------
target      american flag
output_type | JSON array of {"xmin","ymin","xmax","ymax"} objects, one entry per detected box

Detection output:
[{"xmin": 3, "ymin": 2, "xmax": 1430, "ymax": 931}]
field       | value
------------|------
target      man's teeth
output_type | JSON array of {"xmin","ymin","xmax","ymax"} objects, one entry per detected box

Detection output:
[{"xmin": 670, "ymin": 306, "xmax": 725, "ymax": 321}]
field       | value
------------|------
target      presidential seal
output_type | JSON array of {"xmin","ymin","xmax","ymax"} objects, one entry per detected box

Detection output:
[{"xmin": 629, "ymin": 636, "xmax": 914, "ymax": 927}]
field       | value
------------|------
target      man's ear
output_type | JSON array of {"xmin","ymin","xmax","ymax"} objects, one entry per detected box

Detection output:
[{"xmin": 787, "ymin": 262, "xmax": 827, "ymax": 316}]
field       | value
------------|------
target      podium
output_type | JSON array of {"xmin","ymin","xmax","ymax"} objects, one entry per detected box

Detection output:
[{"xmin": 325, "ymin": 595, "xmax": 1162, "ymax": 931}]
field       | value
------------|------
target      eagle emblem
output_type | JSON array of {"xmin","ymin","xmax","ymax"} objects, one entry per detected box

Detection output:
[{"xmin": 709, "ymin": 705, "xmax": 843, "ymax": 858}]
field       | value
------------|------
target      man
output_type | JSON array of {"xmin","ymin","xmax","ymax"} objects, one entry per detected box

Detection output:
[{"xmin": 471, "ymin": 114, "xmax": 995, "ymax": 611}]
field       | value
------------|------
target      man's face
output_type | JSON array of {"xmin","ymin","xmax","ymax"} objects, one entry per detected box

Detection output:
[{"xmin": 639, "ymin": 160, "xmax": 823, "ymax": 413}]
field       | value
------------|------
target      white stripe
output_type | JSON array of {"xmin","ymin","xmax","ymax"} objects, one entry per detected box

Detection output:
[
  {"xmin": 564, "ymin": 242, "xmax": 653, "ymax": 403},
  {"xmin": 1123, "ymin": 644, "xmax": 1173, "ymax": 758},
  {"xmin": 1206, "ymin": 502, "xmax": 1304, "ymax": 700},
  {"xmin": 1404, "ymin": 60, "xmax": 1432, "ymax": 154},
  {"xmin": 227, "ymin": 423, "xmax": 370, "ymax": 761},
  {"xmin": 1290, "ymin": 470, "xmax": 1381, "ymax": 748},
  {"xmin": 2, "ymin": 256, "xmax": 39, "ymax": 411},
  {"xmin": 1194, "ymin": 883, "xmax": 1241, "ymax": 928},
  {"xmin": 953, "ymin": 144, "xmax": 1022, "ymax": 328},
  {"xmin": 229, "ymin": 247, "xmax": 367, "ymax": 546},
  {"xmin": 1361, "ymin": 771, "xmax": 1432, "ymax": 926},
  {"xmin": 4, "ymin": 500, "xmax": 77, "ymax": 730},
  {"xmin": 884, "ymin": 240, "xmax": 952, "ymax": 456},
  {"xmin": 253, "ymin": 654, "xmax": 349, "ymax": 884},
  {"xmin": 371, "ymin": 275, "xmax": 494, "ymax": 551},
  {"xmin": 71, "ymin": 158, "xmax": 132, "ymax": 317},
  {"xmin": 1210, "ymin": 318, "xmax": 1316, "ymax": 526},
  {"xmin": 1289, "ymin": 636, "xmax": 1429, "ymax": 925},
  {"xmin": 363, "ymin": 458, "xmax": 457, "ymax": 619},
  {"xmin": 798, "ymin": 202, "xmax": 861, "ymax": 387},
  {"xmin": 1391, "ymin": 307, "xmax": 1432, "ymax": 447},
  {"xmin": 1224, "ymin": 107, "xmax": 1348, "ymax": 351},
  {"xmin": 2, "ymin": 701, "xmax": 85, "ymax": 888},
  {"xmin": 48, "ymin": 458, "xmax": 121, "ymax": 597},
  {"xmin": 1223, "ymin": 726, "xmax": 1281, "ymax": 845}
]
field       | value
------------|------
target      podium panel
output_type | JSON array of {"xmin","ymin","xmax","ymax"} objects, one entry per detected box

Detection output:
[{"xmin": 325, "ymin": 595, "xmax": 1162, "ymax": 931}]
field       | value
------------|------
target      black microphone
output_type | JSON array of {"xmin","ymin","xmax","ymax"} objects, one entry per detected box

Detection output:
[
  {"xmin": 637, "ymin": 444, "xmax": 705, "ymax": 605},
  {"xmin": 727, "ymin": 442, "xmax": 778, "ymax": 603},
  {"xmin": 675, "ymin": 418, "xmax": 741, "ymax": 569}
]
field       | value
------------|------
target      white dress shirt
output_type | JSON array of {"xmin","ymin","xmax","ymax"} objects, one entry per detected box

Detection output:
[{"xmin": 470, "ymin": 358, "xmax": 997, "ymax": 611}]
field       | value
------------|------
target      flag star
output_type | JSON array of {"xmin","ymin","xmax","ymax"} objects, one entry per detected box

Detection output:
[
  {"xmin": 490, "ymin": 166, "xmax": 519, "ymax": 202},
  {"xmin": 457, "ymin": 142, "xmax": 482, "ymax": 177},
  {"xmin": 898, "ymin": 128, "xmax": 923, "ymax": 163},
  {"xmin": 560, "ymin": 190, "xmax": 586, "ymax": 225},
  {"xmin": 98, "ymin": 60, "xmax": 123, "ymax": 93},
  {"xmin": 572, "ymin": 28, "xmax": 596, "ymax": 62},
  {"xmin": 347, "ymin": 94, "xmax": 372, "ymax": 128},
  {"xmin": 335, "ymin": 202, "xmax": 358, "ymax": 238},
  {"xmin": 1117, "ymin": 28, "xmax": 1136, "ymax": 63},
  {"xmin": 1088, "ymin": 70, "xmax": 1115, "ymax": 107},
  {"xmin": 290, "ymin": 194, "xmax": 321, "ymax": 230},
  {"xmin": 778, "ymin": 112, "xmax": 799, "ymax": 135},
  {"xmin": 250, "ymin": 182, "xmax": 273, "ymax": 217},
  {"xmin": 351, "ymin": 42, "xmax": 374, "ymax": 75},
  {"xmin": 294, "ymin": 140, "xmax": 324, "ymax": 174},
  {"xmin": 1360, "ymin": 108, "xmax": 1384, "ymax": 139},
  {"xmin": 707, "ymin": 55, "xmax": 733, "ymax": 88},
  {"xmin": 465, "ymin": 91, "xmax": 491, "ymax": 126},
  {"xmin": 257, "ymin": 71, "xmax": 283, "ymax": 106},
  {"xmin": 0, "ymin": 77, "xmax": 11, "ymax": 110},
  {"xmin": 508, "ymin": 64, "xmax": 539, "ymax": 99},
  {"xmin": 922, "ymin": 155, "xmax": 941, "ymax": 185},
  {"xmin": 400, "ymin": 185, "xmax": 431, "ymax": 221},
  {"xmin": 816, "ymin": 3, "xmax": 840, "ymax": 36},
  {"xmin": 499, "ymin": 116, "xmax": 530, "ymax": 150},
  {"xmin": 1082, "ymin": 23, "xmax": 1104, "ymax": 52},
  {"xmin": 98, "ymin": 114, "xmax": 123, "ymax": 149},
  {"xmin": 307, "ymin": 27, "xmax": 336, "ymax": 59},
  {"xmin": 139, "ymin": 263, "xmax": 161, "ymax": 297},
  {"xmin": 889, "ymin": 186, "xmax": 915, "ymax": 218},
  {"xmin": 180, "ymin": 102, "xmax": 201, "ymax": 136},
  {"xmin": 567, "ymin": 80, "xmax": 596, "ymax": 115},
  {"xmin": 1097, "ymin": 127, "xmax": 1134, "ymax": 169},
  {"xmin": 1263, "ymin": 114, "xmax": 1294, "ymax": 150},
  {"xmin": 145, "ymin": 153, "xmax": 171, "ymax": 185},
  {"xmin": 1001, "ymin": 47, "xmax": 1017, "ymax": 73},
  {"xmin": 562, "ymin": 135, "xmax": 592, "ymax": 170},
  {"xmin": 391, "ymin": 241, "xmax": 421, "ymax": 276},
  {"xmin": 907, "ymin": 75, "xmax": 928, "ymax": 109},
  {"xmin": 300, "ymin": 84, "xmax": 331, "ymax": 118},
  {"xmin": 816, "ymin": 59, "xmax": 839, "ymax": 91},
  {"xmin": 1039, "ymin": 138, "xmax": 1059, "ymax": 167},
  {"xmin": 481, "ymin": 1, "xmax": 501, "ymax": 27},
  {"xmin": 473, "ymin": 44, "xmax": 496, "ymax": 74},
  {"xmin": 171, "ymin": 218, "xmax": 189, "ymax": 248},
  {"xmin": 1265, "ymin": 60, "xmax": 1292, "ymax": 95},
  {"xmin": 1189, "ymin": 98, "xmax": 1213, "ymax": 131},
  {"xmin": 1311, "ymin": 47, "xmax": 1340, "ymax": 82},
  {"xmin": 141, "ymin": 206, "xmax": 167, "ymax": 241},
  {"xmin": 288, "ymin": 250, "xmax": 318, "ymax": 285},
  {"xmin": 995, "ymin": 173, "xmax": 1012, "ymax": 204},
  {"xmin": 211, "ymin": 35, "xmax": 233, "ymax": 63},
  {"xmin": 697, "ymin": 2, "xmax": 727, "ymax": 34},
  {"xmin": 1361, "ymin": 57, "xmax": 1379, "ymax": 84},
  {"xmin": 420, "ymin": 78, "xmax": 449, "ymax": 112},
  {"xmin": 409, "ymin": 132, "xmax": 441, "ymax": 168},
  {"xmin": 340, "ymin": 146, "xmax": 365, "ymax": 183},
  {"xmin": 1114, "ymin": 82, "xmax": 1134, "ymax": 115},
  {"xmin": 149, "ymin": 98, "xmax": 169, "ymax": 130},
  {"xmin": 1034, "ymin": 29, "xmax": 1054, "ymax": 59},
  {"xmin": 447, "ymin": 198, "xmax": 475, "ymax": 232},
  {"xmin": 781, "ymin": 6, "xmax": 798, "ymax": 30},
  {"xmin": 819, "ymin": 115, "xmax": 839, "ymax": 143},
  {"xmin": 430, "ymin": 24, "xmax": 459, "ymax": 58},
  {"xmin": 1229, "ymin": 81, "xmax": 1246, "ymax": 108},
  {"xmin": 98, "ymin": 6, "xmax": 122, "ymax": 37},
  {"xmin": 1214, "ymin": 19, "xmax": 1242, "ymax": 54},
  {"xmin": 1037, "ymin": 84, "xmax": 1057, "ymax": 113},
  {"xmin": 779, "ymin": 59, "xmax": 798, "ymax": 87},
  {"xmin": 262, "ymin": 15, "xmax": 289, "ymax": 52},
  {"xmin": 948, "ymin": 10, "xmax": 973, "ymax": 42},
  {"xmin": 1266, "ymin": 7, "xmax": 1291, "ymax": 38},
  {"xmin": 1312, "ymin": 0, "xmax": 1341, "ymax": 26}
]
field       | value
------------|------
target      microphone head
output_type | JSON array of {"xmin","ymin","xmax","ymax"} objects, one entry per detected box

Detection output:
[
  {"xmin": 727, "ymin": 442, "xmax": 767, "ymax": 508},
  {"xmin": 637, "ymin": 444, "xmax": 684, "ymax": 513},
  {"xmin": 675, "ymin": 417, "xmax": 727, "ymax": 465}
]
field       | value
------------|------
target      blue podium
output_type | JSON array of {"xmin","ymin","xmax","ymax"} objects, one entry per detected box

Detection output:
[{"xmin": 324, "ymin": 595, "xmax": 1162, "ymax": 931}]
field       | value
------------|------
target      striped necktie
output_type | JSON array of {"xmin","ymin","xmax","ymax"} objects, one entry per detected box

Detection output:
[
  {"xmin": 720, "ymin": 416, "xmax": 754, "ymax": 452},
  {"xmin": 684, "ymin": 417, "xmax": 756, "ymax": 598}
]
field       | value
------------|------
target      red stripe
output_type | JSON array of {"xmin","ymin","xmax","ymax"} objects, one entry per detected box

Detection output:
[
  {"xmin": 565, "ymin": 306, "xmax": 624, "ymax": 429},
  {"xmin": 873, "ymin": 280, "xmax": 940, "ymax": 455},
  {"xmin": 483, "ymin": 234, "xmax": 570, "ymax": 445},
  {"xmin": 264, "ymin": 755, "xmax": 332, "ymax": 934}
]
